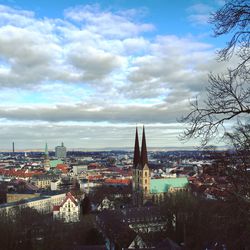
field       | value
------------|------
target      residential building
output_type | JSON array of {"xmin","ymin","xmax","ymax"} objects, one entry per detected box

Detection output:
[
  {"xmin": 7, "ymin": 193, "xmax": 40, "ymax": 203},
  {"xmin": 0, "ymin": 192, "xmax": 66, "ymax": 214},
  {"xmin": 53, "ymin": 192, "xmax": 80, "ymax": 223},
  {"xmin": 51, "ymin": 179, "xmax": 61, "ymax": 191},
  {"xmin": 31, "ymin": 175, "xmax": 59, "ymax": 189},
  {"xmin": 97, "ymin": 197, "xmax": 115, "ymax": 211},
  {"xmin": 73, "ymin": 165, "xmax": 88, "ymax": 175}
]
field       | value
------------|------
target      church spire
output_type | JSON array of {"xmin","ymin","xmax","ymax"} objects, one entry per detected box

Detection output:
[
  {"xmin": 141, "ymin": 125, "xmax": 148, "ymax": 167},
  {"xmin": 133, "ymin": 126, "xmax": 140, "ymax": 168}
]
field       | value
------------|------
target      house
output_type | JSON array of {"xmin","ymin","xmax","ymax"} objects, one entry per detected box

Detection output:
[
  {"xmin": 127, "ymin": 235, "xmax": 182, "ymax": 249},
  {"xmin": 53, "ymin": 192, "xmax": 80, "ymax": 223},
  {"xmin": 121, "ymin": 207, "xmax": 168, "ymax": 234},
  {"xmin": 31, "ymin": 174, "xmax": 59, "ymax": 189},
  {"xmin": 127, "ymin": 235, "xmax": 147, "ymax": 249},
  {"xmin": 51, "ymin": 179, "xmax": 61, "ymax": 191},
  {"xmin": 97, "ymin": 197, "xmax": 115, "ymax": 211}
]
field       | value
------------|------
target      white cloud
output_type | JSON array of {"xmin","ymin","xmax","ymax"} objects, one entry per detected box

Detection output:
[
  {"xmin": 0, "ymin": 4, "xmax": 154, "ymax": 90},
  {"xmin": 64, "ymin": 4, "xmax": 154, "ymax": 38},
  {"xmin": 0, "ymin": 3, "xmax": 231, "ymax": 148},
  {"xmin": 187, "ymin": 3, "xmax": 214, "ymax": 26},
  {"xmin": 124, "ymin": 35, "xmax": 215, "ymax": 100},
  {"xmin": 68, "ymin": 46, "xmax": 124, "ymax": 81},
  {"xmin": 0, "ymin": 121, "xmax": 198, "ymax": 150},
  {"xmin": 0, "ymin": 102, "xmax": 189, "ymax": 124}
]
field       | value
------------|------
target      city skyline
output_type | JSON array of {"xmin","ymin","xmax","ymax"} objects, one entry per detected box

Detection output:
[{"xmin": 0, "ymin": 0, "xmax": 232, "ymax": 149}]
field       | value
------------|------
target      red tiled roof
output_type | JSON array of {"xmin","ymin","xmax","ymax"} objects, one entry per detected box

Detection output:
[
  {"xmin": 104, "ymin": 178, "xmax": 131, "ymax": 185},
  {"xmin": 107, "ymin": 167, "xmax": 132, "ymax": 176},
  {"xmin": 56, "ymin": 164, "xmax": 69, "ymax": 173},
  {"xmin": 88, "ymin": 163, "xmax": 101, "ymax": 168},
  {"xmin": 56, "ymin": 164, "xmax": 68, "ymax": 168},
  {"xmin": 88, "ymin": 175, "xmax": 103, "ymax": 180},
  {"xmin": 60, "ymin": 192, "xmax": 78, "ymax": 207},
  {"xmin": 0, "ymin": 169, "xmax": 43, "ymax": 178}
]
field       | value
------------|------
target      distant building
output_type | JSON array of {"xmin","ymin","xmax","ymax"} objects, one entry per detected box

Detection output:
[
  {"xmin": 55, "ymin": 142, "xmax": 67, "ymax": 159},
  {"xmin": 53, "ymin": 192, "xmax": 80, "ymax": 222},
  {"xmin": 31, "ymin": 175, "xmax": 59, "ymax": 189},
  {"xmin": 73, "ymin": 165, "xmax": 88, "ymax": 175},
  {"xmin": 132, "ymin": 126, "xmax": 188, "ymax": 206},
  {"xmin": 50, "ymin": 159, "xmax": 63, "ymax": 168},
  {"xmin": 7, "ymin": 193, "xmax": 40, "ymax": 203},
  {"xmin": 51, "ymin": 179, "xmax": 61, "ymax": 191},
  {"xmin": 97, "ymin": 197, "xmax": 115, "ymax": 211},
  {"xmin": 0, "ymin": 192, "xmax": 66, "ymax": 214}
]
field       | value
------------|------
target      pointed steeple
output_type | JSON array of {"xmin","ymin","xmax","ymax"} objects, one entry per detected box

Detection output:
[
  {"xmin": 133, "ymin": 127, "xmax": 140, "ymax": 168},
  {"xmin": 141, "ymin": 125, "xmax": 148, "ymax": 167}
]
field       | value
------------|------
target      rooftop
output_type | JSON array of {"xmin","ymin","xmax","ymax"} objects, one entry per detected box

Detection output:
[{"xmin": 150, "ymin": 177, "xmax": 188, "ymax": 194}]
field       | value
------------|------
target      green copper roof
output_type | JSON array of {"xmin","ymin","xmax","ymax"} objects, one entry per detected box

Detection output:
[
  {"xmin": 50, "ymin": 159, "xmax": 63, "ymax": 168},
  {"xmin": 150, "ymin": 177, "xmax": 188, "ymax": 194}
]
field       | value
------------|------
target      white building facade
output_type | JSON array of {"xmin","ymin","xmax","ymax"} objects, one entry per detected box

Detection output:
[
  {"xmin": 53, "ymin": 192, "xmax": 80, "ymax": 223},
  {"xmin": 0, "ymin": 193, "xmax": 66, "ymax": 214}
]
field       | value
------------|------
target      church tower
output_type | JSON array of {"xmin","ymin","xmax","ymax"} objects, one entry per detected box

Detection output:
[
  {"xmin": 140, "ymin": 126, "xmax": 150, "ymax": 199},
  {"xmin": 132, "ymin": 126, "xmax": 150, "ymax": 206}
]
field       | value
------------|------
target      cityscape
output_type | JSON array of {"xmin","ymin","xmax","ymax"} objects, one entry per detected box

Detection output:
[
  {"xmin": 0, "ymin": 126, "xmax": 248, "ymax": 249},
  {"xmin": 0, "ymin": 0, "xmax": 249, "ymax": 250}
]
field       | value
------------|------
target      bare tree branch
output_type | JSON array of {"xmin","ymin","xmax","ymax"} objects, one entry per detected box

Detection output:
[
  {"xmin": 210, "ymin": 0, "xmax": 250, "ymax": 67},
  {"xmin": 180, "ymin": 67, "xmax": 250, "ymax": 146},
  {"xmin": 180, "ymin": 0, "xmax": 250, "ymax": 146}
]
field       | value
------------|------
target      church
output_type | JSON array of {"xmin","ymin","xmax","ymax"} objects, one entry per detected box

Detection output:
[{"xmin": 132, "ymin": 126, "xmax": 188, "ymax": 206}]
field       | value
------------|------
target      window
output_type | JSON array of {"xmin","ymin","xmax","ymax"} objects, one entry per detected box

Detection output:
[
  {"xmin": 145, "ymin": 179, "xmax": 147, "ymax": 184},
  {"xmin": 145, "ymin": 172, "xmax": 147, "ymax": 177}
]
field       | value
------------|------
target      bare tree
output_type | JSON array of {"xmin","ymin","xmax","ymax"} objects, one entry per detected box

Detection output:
[
  {"xmin": 180, "ymin": 0, "xmax": 250, "ymax": 146},
  {"xmin": 181, "ymin": 67, "xmax": 250, "ymax": 146},
  {"xmin": 225, "ymin": 123, "xmax": 250, "ymax": 153},
  {"xmin": 223, "ymin": 124, "xmax": 250, "ymax": 203},
  {"xmin": 210, "ymin": 0, "xmax": 250, "ymax": 70}
]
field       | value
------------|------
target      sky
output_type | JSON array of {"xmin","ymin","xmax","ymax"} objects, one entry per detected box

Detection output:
[{"xmin": 0, "ymin": 0, "xmax": 231, "ymax": 150}]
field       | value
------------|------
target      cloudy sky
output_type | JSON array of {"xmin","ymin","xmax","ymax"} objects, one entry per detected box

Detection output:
[{"xmin": 0, "ymin": 0, "xmax": 229, "ymax": 150}]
